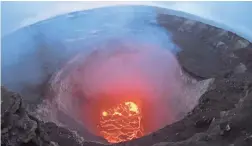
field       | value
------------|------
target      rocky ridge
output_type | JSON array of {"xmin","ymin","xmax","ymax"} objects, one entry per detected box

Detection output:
[
  {"xmin": 1, "ymin": 87, "xmax": 83, "ymax": 146},
  {"xmin": 2, "ymin": 10, "xmax": 252, "ymax": 146},
  {"xmin": 2, "ymin": 72, "xmax": 252, "ymax": 146},
  {"xmin": 157, "ymin": 11, "xmax": 251, "ymax": 79}
]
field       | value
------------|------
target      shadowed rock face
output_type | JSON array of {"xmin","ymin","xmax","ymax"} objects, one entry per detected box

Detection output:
[
  {"xmin": 2, "ymin": 6, "xmax": 252, "ymax": 146},
  {"xmin": 1, "ymin": 87, "xmax": 84, "ymax": 146},
  {"xmin": 157, "ymin": 11, "xmax": 251, "ymax": 79},
  {"xmin": 2, "ymin": 71, "xmax": 252, "ymax": 146}
]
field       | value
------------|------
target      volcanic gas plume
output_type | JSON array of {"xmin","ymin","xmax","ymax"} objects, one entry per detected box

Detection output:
[
  {"xmin": 1, "ymin": 5, "xmax": 214, "ymax": 144},
  {"xmin": 48, "ymin": 39, "xmax": 194, "ymax": 143}
]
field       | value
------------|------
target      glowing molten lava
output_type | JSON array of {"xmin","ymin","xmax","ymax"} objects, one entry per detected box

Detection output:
[
  {"xmin": 50, "ymin": 41, "xmax": 181, "ymax": 143},
  {"xmin": 97, "ymin": 101, "xmax": 144, "ymax": 143}
]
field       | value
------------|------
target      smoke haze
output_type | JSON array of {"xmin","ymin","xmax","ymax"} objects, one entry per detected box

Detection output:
[{"xmin": 1, "ymin": 5, "xmax": 213, "ymax": 141}]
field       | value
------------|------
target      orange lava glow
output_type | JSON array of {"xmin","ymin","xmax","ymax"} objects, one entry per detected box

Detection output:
[{"xmin": 97, "ymin": 101, "xmax": 144, "ymax": 143}]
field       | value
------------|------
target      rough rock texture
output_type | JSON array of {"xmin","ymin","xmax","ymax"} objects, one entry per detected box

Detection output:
[
  {"xmin": 153, "ymin": 81, "xmax": 252, "ymax": 146},
  {"xmin": 2, "ymin": 11, "xmax": 252, "ymax": 146},
  {"xmin": 1, "ymin": 87, "xmax": 83, "ymax": 146},
  {"xmin": 157, "ymin": 12, "xmax": 252, "ymax": 79},
  {"xmin": 112, "ymin": 72, "xmax": 252, "ymax": 146},
  {"xmin": 234, "ymin": 44, "xmax": 252, "ymax": 73},
  {"xmin": 2, "ymin": 72, "xmax": 252, "ymax": 146}
]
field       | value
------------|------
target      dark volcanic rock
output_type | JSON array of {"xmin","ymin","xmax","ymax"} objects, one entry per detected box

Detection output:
[
  {"xmin": 115, "ymin": 72, "xmax": 252, "ymax": 146},
  {"xmin": 153, "ymin": 82, "xmax": 252, "ymax": 146},
  {"xmin": 157, "ymin": 12, "xmax": 252, "ymax": 79},
  {"xmin": 67, "ymin": 72, "xmax": 252, "ymax": 146},
  {"xmin": 1, "ymin": 87, "xmax": 40, "ymax": 146},
  {"xmin": 234, "ymin": 45, "xmax": 252, "ymax": 73},
  {"xmin": 1, "ymin": 87, "xmax": 82, "ymax": 146},
  {"xmin": 55, "ymin": 109, "xmax": 108, "ymax": 144},
  {"xmin": 39, "ymin": 122, "xmax": 83, "ymax": 146},
  {"xmin": 2, "ymin": 8, "xmax": 252, "ymax": 146},
  {"xmin": 3, "ymin": 71, "xmax": 252, "ymax": 146},
  {"xmin": 58, "ymin": 72, "xmax": 252, "ymax": 146}
]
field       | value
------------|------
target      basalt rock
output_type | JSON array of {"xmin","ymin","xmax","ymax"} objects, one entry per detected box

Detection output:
[
  {"xmin": 75, "ymin": 72, "xmax": 252, "ymax": 146},
  {"xmin": 1, "ymin": 87, "xmax": 40, "ymax": 146},
  {"xmin": 234, "ymin": 45, "xmax": 252, "ymax": 73},
  {"xmin": 153, "ymin": 80, "xmax": 252, "ymax": 146},
  {"xmin": 114, "ymin": 72, "xmax": 252, "ymax": 146},
  {"xmin": 2, "ymin": 8, "xmax": 252, "ymax": 146},
  {"xmin": 1, "ymin": 87, "xmax": 83, "ymax": 146},
  {"xmin": 3, "ymin": 71, "xmax": 251, "ymax": 146},
  {"xmin": 157, "ymin": 12, "xmax": 252, "ymax": 79}
]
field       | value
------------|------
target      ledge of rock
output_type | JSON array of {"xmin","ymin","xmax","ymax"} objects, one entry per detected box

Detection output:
[
  {"xmin": 1, "ymin": 87, "xmax": 83, "ymax": 146},
  {"xmin": 153, "ymin": 77, "xmax": 252, "ymax": 146},
  {"xmin": 157, "ymin": 12, "xmax": 252, "ymax": 79},
  {"xmin": 113, "ymin": 72, "xmax": 252, "ymax": 146},
  {"xmin": 2, "ymin": 9, "xmax": 252, "ymax": 146},
  {"xmin": 2, "ymin": 71, "xmax": 252, "ymax": 146},
  {"xmin": 82, "ymin": 74, "xmax": 252, "ymax": 146}
]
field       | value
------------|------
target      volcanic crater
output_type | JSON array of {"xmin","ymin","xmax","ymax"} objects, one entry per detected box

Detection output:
[{"xmin": 1, "ymin": 5, "xmax": 252, "ymax": 146}]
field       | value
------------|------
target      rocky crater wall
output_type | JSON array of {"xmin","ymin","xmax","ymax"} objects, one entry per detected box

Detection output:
[{"xmin": 2, "ymin": 8, "xmax": 252, "ymax": 146}]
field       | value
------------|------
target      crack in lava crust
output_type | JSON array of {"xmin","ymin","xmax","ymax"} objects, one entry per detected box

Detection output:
[{"xmin": 98, "ymin": 101, "xmax": 144, "ymax": 143}]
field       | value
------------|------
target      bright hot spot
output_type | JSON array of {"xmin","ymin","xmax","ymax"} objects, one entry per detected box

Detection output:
[{"xmin": 97, "ymin": 101, "xmax": 144, "ymax": 143}]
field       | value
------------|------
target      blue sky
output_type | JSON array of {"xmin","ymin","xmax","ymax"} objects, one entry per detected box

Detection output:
[{"xmin": 1, "ymin": 1, "xmax": 252, "ymax": 42}]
